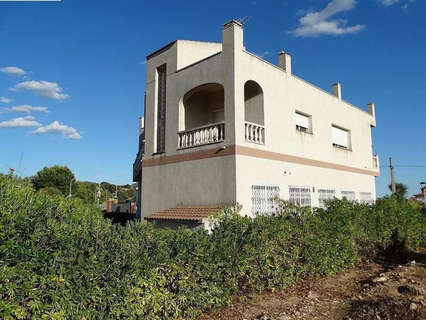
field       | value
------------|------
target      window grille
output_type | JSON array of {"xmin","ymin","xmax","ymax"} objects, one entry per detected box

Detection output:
[
  {"xmin": 318, "ymin": 189, "xmax": 335, "ymax": 208},
  {"xmin": 156, "ymin": 64, "xmax": 167, "ymax": 153},
  {"xmin": 360, "ymin": 192, "xmax": 373, "ymax": 205},
  {"xmin": 251, "ymin": 185, "xmax": 280, "ymax": 215},
  {"xmin": 289, "ymin": 186, "xmax": 311, "ymax": 207},
  {"xmin": 341, "ymin": 191, "xmax": 356, "ymax": 201}
]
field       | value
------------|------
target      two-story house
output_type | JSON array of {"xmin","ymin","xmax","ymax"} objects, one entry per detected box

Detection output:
[{"xmin": 134, "ymin": 20, "xmax": 379, "ymax": 228}]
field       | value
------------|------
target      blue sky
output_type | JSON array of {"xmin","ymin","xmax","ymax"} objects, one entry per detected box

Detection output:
[{"xmin": 0, "ymin": 0, "xmax": 425, "ymax": 197}]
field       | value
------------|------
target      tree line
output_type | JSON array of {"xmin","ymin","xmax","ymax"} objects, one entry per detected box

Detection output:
[{"xmin": 2, "ymin": 165, "xmax": 135, "ymax": 204}]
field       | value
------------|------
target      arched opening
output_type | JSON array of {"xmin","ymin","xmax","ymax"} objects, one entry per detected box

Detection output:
[
  {"xmin": 244, "ymin": 80, "xmax": 264, "ymax": 125},
  {"xmin": 183, "ymin": 83, "xmax": 224, "ymax": 130},
  {"xmin": 178, "ymin": 83, "xmax": 225, "ymax": 149},
  {"xmin": 244, "ymin": 80, "xmax": 265, "ymax": 144}
]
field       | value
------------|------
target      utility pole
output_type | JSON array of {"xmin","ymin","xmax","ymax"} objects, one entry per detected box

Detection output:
[
  {"xmin": 389, "ymin": 157, "xmax": 396, "ymax": 194},
  {"xmin": 96, "ymin": 182, "xmax": 101, "ymax": 206},
  {"xmin": 68, "ymin": 179, "xmax": 74, "ymax": 198}
]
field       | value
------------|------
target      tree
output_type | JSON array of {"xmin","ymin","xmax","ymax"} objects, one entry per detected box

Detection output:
[
  {"xmin": 388, "ymin": 182, "xmax": 408, "ymax": 199},
  {"xmin": 32, "ymin": 166, "xmax": 75, "ymax": 196}
]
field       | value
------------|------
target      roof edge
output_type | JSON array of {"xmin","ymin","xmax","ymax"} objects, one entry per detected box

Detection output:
[{"xmin": 146, "ymin": 40, "xmax": 177, "ymax": 60}]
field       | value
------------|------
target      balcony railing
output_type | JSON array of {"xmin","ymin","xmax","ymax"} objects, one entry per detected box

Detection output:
[
  {"xmin": 178, "ymin": 122, "xmax": 225, "ymax": 149},
  {"xmin": 245, "ymin": 121, "xmax": 265, "ymax": 145}
]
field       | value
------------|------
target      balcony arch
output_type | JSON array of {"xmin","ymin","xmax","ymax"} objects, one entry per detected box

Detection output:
[
  {"xmin": 178, "ymin": 83, "xmax": 225, "ymax": 149},
  {"xmin": 181, "ymin": 83, "xmax": 224, "ymax": 130},
  {"xmin": 244, "ymin": 80, "xmax": 265, "ymax": 144},
  {"xmin": 244, "ymin": 80, "xmax": 264, "ymax": 125}
]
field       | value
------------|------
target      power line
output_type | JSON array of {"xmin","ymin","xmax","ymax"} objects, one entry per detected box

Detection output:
[{"xmin": 380, "ymin": 165, "xmax": 426, "ymax": 168}]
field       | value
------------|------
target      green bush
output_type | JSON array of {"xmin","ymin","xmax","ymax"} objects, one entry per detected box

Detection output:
[{"xmin": 0, "ymin": 175, "xmax": 425, "ymax": 319}]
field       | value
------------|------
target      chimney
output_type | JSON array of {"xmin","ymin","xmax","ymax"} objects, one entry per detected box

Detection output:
[
  {"xmin": 278, "ymin": 51, "xmax": 291, "ymax": 75},
  {"xmin": 222, "ymin": 19, "xmax": 244, "ymax": 54},
  {"xmin": 332, "ymin": 83, "xmax": 342, "ymax": 100},
  {"xmin": 368, "ymin": 102, "xmax": 376, "ymax": 127}
]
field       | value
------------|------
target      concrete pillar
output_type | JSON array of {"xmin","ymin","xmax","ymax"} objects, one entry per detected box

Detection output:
[
  {"xmin": 368, "ymin": 102, "xmax": 376, "ymax": 127},
  {"xmin": 332, "ymin": 83, "xmax": 342, "ymax": 100},
  {"xmin": 278, "ymin": 51, "xmax": 292, "ymax": 75},
  {"xmin": 222, "ymin": 20, "xmax": 244, "ymax": 55}
]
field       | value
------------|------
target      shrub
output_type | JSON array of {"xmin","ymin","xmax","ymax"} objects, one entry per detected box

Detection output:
[{"xmin": 0, "ymin": 176, "xmax": 424, "ymax": 319}]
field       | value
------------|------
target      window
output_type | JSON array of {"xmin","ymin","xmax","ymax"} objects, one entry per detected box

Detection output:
[
  {"xmin": 251, "ymin": 185, "xmax": 280, "ymax": 215},
  {"xmin": 289, "ymin": 186, "xmax": 311, "ymax": 207},
  {"xmin": 318, "ymin": 189, "xmax": 335, "ymax": 208},
  {"xmin": 341, "ymin": 191, "xmax": 355, "ymax": 201},
  {"xmin": 155, "ymin": 64, "xmax": 167, "ymax": 153},
  {"xmin": 360, "ymin": 192, "xmax": 374, "ymax": 205},
  {"xmin": 332, "ymin": 125, "xmax": 350, "ymax": 149},
  {"xmin": 295, "ymin": 111, "xmax": 311, "ymax": 133}
]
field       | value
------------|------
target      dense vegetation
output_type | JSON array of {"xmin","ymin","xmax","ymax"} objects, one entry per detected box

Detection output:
[
  {"xmin": 0, "ymin": 175, "xmax": 425, "ymax": 319},
  {"xmin": 2, "ymin": 166, "xmax": 135, "ymax": 204}
]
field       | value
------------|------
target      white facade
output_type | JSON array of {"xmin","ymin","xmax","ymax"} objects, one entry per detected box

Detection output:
[{"xmin": 138, "ymin": 20, "xmax": 379, "ymax": 222}]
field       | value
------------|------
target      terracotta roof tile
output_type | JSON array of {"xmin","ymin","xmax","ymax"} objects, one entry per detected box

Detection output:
[{"xmin": 145, "ymin": 206, "xmax": 220, "ymax": 221}]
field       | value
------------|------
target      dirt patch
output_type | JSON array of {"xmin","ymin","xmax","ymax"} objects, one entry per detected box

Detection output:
[{"xmin": 200, "ymin": 253, "xmax": 426, "ymax": 320}]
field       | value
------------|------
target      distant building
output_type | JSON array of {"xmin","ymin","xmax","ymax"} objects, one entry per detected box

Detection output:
[
  {"xmin": 135, "ymin": 20, "xmax": 379, "ymax": 228},
  {"xmin": 411, "ymin": 186, "xmax": 426, "ymax": 204},
  {"xmin": 102, "ymin": 198, "xmax": 137, "ymax": 214}
]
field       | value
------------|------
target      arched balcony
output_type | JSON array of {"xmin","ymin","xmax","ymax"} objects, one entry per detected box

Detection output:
[
  {"xmin": 244, "ymin": 80, "xmax": 265, "ymax": 144},
  {"xmin": 178, "ymin": 83, "xmax": 225, "ymax": 149}
]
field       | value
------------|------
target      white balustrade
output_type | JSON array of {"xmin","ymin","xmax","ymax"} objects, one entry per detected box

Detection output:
[
  {"xmin": 178, "ymin": 122, "xmax": 225, "ymax": 149},
  {"xmin": 245, "ymin": 121, "xmax": 265, "ymax": 144}
]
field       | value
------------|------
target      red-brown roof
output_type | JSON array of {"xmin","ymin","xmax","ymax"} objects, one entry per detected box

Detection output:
[{"xmin": 145, "ymin": 206, "xmax": 220, "ymax": 221}]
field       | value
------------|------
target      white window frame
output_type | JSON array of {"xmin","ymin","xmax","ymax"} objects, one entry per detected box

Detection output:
[
  {"xmin": 251, "ymin": 185, "xmax": 280, "ymax": 216},
  {"xmin": 318, "ymin": 189, "xmax": 335, "ymax": 208},
  {"xmin": 295, "ymin": 111, "xmax": 312, "ymax": 133},
  {"xmin": 341, "ymin": 191, "xmax": 356, "ymax": 201},
  {"xmin": 289, "ymin": 186, "xmax": 312, "ymax": 207},
  {"xmin": 331, "ymin": 125, "xmax": 351, "ymax": 150}
]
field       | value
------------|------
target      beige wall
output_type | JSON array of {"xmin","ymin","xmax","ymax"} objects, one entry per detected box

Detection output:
[
  {"xmin": 234, "ymin": 50, "xmax": 376, "ymax": 172},
  {"xmin": 235, "ymin": 154, "xmax": 376, "ymax": 217}
]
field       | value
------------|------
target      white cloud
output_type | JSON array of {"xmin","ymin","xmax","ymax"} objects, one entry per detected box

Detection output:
[
  {"xmin": 7, "ymin": 105, "xmax": 49, "ymax": 114},
  {"xmin": 33, "ymin": 121, "xmax": 82, "ymax": 139},
  {"xmin": 0, "ymin": 116, "xmax": 41, "ymax": 128},
  {"xmin": 11, "ymin": 80, "xmax": 69, "ymax": 100},
  {"xmin": 379, "ymin": 0, "xmax": 399, "ymax": 6},
  {"xmin": 290, "ymin": 0, "xmax": 365, "ymax": 37},
  {"xmin": 0, "ymin": 97, "xmax": 12, "ymax": 103},
  {"xmin": 0, "ymin": 66, "xmax": 26, "ymax": 76},
  {"xmin": 401, "ymin": 0, "xmax": 416, "ymax": 9}
]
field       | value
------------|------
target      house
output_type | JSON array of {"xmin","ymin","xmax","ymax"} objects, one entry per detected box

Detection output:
[
  {"xmin": 410, "ymin": 184, "xmax": 426, "ymax": 204},
  {"xmin": 133, "ymin": 20, "xmax": 380, "ymax": 228}
]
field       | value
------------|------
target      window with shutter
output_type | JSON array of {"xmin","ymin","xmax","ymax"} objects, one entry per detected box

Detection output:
[
  {"xmin": 156, "ymin": 64, "xmax": 167, "ymax": 153},
  {"xmin": 295, "ymin": 111, "xmax": 311, "ymax": 133},
  {"xmin": 332, "ymin": 125, "xmax": 350, "ymax": 149}
]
